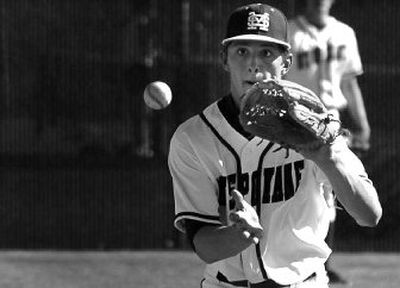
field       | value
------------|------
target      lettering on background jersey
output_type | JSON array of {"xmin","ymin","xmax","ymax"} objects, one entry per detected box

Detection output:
[
  {"xmin": 217, "ymin": 160, "xmax": 304, "ymax": 205},
  {"xmin": 297, "ymin": 44, "xmax": 346, "ymax": 69}
]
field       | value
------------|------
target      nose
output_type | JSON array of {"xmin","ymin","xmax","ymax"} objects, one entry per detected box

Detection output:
[{"xmin": 248, "ymin": 55, "xmax": 263, "ymax": 74}]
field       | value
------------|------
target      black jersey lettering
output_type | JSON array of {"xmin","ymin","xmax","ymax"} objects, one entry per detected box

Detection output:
[
  {"xmin": 238, "ymin": 172, "xmax": 250, "ymax": 196},
  {"xmin": 327, "ymin": 42, "xmax": 333, "ymax": 62},
  {"xmin": 251, "ymin": 170, "xmax": 262, "ymax": 206},
  {"xmin": 217, "ymin": 176, "xmax": 227, "ymax": 205},
  {"xmin": 337, "ymin": 45, "xmax": 346, "ymax": 60},
  {"xmin": 314, "ymin": 47, "xmax": 322, "ymax": 64},
  {"xmin": 271, "ymin": 166, "xmax": 284, "ymax": 203},
  {"xmin": 217, "ymin": 160, "xmax": 304, "ymax": 206},
  {"xmin": 294, "ymin": 160, "xmax": 305, "ymax": 190},
  {"xmin": 296, "ymin": 44, "xmax": 347, "ymax": 69},
  {"xmin": 283, "ymin": 162, "xmax": 295, "ymax": 200},
  {"xmin": 227, "ymin": 174, "xmax": 236, "ymax": 194},
  {"xmin": 298, "ymin": 52, "xmax": 309, "ymax": 70},
  {"xmin": 262, "ymin": 167, "xmax": 274, "ymax": 203}
]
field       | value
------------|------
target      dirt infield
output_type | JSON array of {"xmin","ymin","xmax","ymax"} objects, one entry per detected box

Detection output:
[{"xmin": 0, "ymin": 250, "xmax": 397, "ymax": 288}]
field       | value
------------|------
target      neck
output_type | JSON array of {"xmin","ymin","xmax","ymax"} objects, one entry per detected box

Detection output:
[{"xmin": 304, "ymin": 12, "xmax": 329, "ymax": 29}]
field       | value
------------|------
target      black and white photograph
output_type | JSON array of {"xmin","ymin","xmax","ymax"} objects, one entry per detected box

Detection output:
[{"xmin": 0, "ymin": 0, "xmax": 397, "ymax": 287}]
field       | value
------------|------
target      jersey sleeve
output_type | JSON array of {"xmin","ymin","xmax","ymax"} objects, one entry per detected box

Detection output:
[
  {"xmin": 341, "ymin": 26, "xmax": 363, "ymax": 78},
  {"xmin": 312, "ymin": 137, "xmax": 374, "ymax": 196},
  {"xmin": 168, "ymin": 130, "xmax": 221, "ymax": 233}
]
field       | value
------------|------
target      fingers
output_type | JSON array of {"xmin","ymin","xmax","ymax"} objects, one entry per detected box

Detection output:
[
  {"xmin": 256, "ymin": 72, "xmax": 272, "ymax": 82},
  {"xmin": 243, "ymin": 231, "xmax": 260, "ymax": 245},
  {"xmin": 231, "ymin": 189, "xmax": 245, "ymax": 211},
  {"xmin": 229, "ymin": 214, "xmax": 260, "ymax": 244},
  {"xmin": 229, "ymin": 189, "xmax": 263, "ymax": 244},
  {"xmin": 229, "ymin": 211, "xmax": 240, "ymax": 223}
]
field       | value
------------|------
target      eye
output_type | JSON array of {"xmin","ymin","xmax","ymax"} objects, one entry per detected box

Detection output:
[
  {"xmin": 236, "ymin": 47, "xmax": 248, "ymax": 56},
  {"xmin": 261, "ymin": 48, "xmax": 273, "ymax": 58}
]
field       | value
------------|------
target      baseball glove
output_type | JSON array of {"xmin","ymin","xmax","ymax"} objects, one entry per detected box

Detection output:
[{"xmin": 239, "ymin": 79, "xmax": 342, "ymax": 149}]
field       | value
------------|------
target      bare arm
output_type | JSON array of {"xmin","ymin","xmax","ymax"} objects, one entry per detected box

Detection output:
[
  {"xmin": 194, "ymin": 224, "xmax": 253, "ymax": 263},
  {"xmin": 341, "ymin": 76, "xmax": 371, "ymax": 151},
  {"xmin": 193, "ymin": 190, "xmax": 263, "ymax": 263},
  {"xmin": 300, "ymin": 139, "xmax": 382, "ymax": 227}
]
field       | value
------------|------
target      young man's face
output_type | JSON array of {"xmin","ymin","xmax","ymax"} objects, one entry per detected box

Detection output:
[
  {"xmin": 306, "ymin": 0, "xmax": 335, "ymax": 16},
  {"xmin": 224, "ymin": 41, "xmax": 292, "ymax": 108}
]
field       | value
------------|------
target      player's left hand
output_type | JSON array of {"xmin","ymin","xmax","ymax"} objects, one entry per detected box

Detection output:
[
  {"xmin": 239, "ymin": 79, "xmax": 342, "ymax": 150},
  {"xmin": 229, "ymin": 190, "xmax": 264, "ymax": 244},
  {"xmin": 295, "ymin": 136, "xmax": 347, "ymax": 165}
]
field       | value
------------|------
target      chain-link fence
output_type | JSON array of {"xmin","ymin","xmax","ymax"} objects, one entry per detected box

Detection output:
[{"xmin": 0, "ymin": 0, "xmax": 398, "ymax": 250}]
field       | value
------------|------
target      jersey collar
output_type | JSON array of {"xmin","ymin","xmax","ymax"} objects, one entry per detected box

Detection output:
[{"xmin": 217, "ymin": 94, "xmax": 253, "ymax": 140}]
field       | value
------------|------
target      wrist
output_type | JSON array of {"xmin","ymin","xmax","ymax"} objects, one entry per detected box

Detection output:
[
  {"xmin": 315, "ymin": 138, "xmax": 350, "ymax": 169},
  {"xmin": 301, "ymin": 137, "xmax": 347, "ymax": 166}
]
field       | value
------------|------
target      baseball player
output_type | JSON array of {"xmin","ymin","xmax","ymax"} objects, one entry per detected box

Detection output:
[
  {"xmin": 285, "ymin": 0, "xmax": 371, "ymax": 153},
  {"xmin": 168, "ymin": 3, "xmax": 382, "ymax": 288},
  {"xmin": 284, "ymin": 0, "xmax": 371, "ymax": 283}
]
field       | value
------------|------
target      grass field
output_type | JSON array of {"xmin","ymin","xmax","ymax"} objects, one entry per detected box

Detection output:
[{"xmin": 0, "ymin": 250, "xmax": 397, "ymax": 288}]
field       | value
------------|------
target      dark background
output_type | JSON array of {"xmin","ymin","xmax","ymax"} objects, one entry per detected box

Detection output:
[{"xmin": 0, "ymin": 0, "xmax": 398, "ymax": 250}]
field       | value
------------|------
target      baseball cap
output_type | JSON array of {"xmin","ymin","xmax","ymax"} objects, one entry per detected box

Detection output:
[{"xmin": 221, "ymin": 3, "xmax": 291, "ymax": 49}]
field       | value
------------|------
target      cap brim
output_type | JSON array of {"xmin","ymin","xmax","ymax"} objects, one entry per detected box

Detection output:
[{"xmin": 221, "ymin": 34, "xmax": 291, "ymax": 49}]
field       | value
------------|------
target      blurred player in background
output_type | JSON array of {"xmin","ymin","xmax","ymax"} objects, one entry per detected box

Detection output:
[
  {"xmin": 285, "ymin": 0, "xmax": 370, "ymax": 153},
  {"xmin": 285, "ymin": 0, "xmax": 371, "ymax": 284},
  {"xmin": 169, "ymin": 3, "xmax": 381, "ymax": 287}
]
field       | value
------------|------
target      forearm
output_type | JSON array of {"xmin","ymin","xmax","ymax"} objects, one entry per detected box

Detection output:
[
  {"xmin": 347, "ymin": 93, "xmax": 370, "ymax": 134},
  {"xmin": 193, "ymin": 224, "xmax": 254, "ymax": 263},
  {"xmin": 342, "ymin": 77, "xmax": 370, "ymax": 134},
  {"xmin": 313, "ymin": 141, "xmax": 382, "ymax": 227}
]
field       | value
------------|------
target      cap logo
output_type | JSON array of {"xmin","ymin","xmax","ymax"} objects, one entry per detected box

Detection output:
[{"xmin": 247, "ymin": 12, "xmax": 270, "ymax": 32}]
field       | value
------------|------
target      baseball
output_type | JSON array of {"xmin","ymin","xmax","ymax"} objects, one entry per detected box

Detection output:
[
  {"xmin": 256, "ymin": 72, "xmax": 264, "ymax": 81},
  {"xmin": 143, "ymin": 81, "xmax": 172, "ymax": 110},
  {"xmin": 255, "ymin": 72, "xmax": 272, "ymax": 81}
]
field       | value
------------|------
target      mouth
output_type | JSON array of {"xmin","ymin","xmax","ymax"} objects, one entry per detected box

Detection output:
[{"xmin": 245, "ymin": 80, "xmax": 256, "ymax": 86}]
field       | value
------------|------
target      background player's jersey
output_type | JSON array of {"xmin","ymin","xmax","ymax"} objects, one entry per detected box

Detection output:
[
  {"xmin": 168, "ymin": 98, "xmax": 335, "ymax": 286},
  {"xmin": 285, "ymin": 16, "xmax": 363, "ymax": 113}
]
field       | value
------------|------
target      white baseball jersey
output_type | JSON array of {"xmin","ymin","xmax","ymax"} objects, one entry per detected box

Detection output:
[
  {"xmin": 285, "ymin": 16, "xmax": 363, "ymax": 114},
  {"xmin": 168, "ymin": 96, "xmax": 339, "ymax": 286}
]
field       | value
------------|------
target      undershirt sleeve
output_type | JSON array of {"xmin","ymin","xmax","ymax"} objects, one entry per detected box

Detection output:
[{"xmin": 185, "ymin": 219, "xmax": 219, "ymax": 251}]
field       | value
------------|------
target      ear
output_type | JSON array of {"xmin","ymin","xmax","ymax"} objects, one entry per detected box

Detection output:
[
  {"xmin": 281, "ymin": 53, "xmax": 293, "ymax": 76},
  {"xmin": 220, "ymin": 48, "xmax": 230, "ymax": 72}
]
